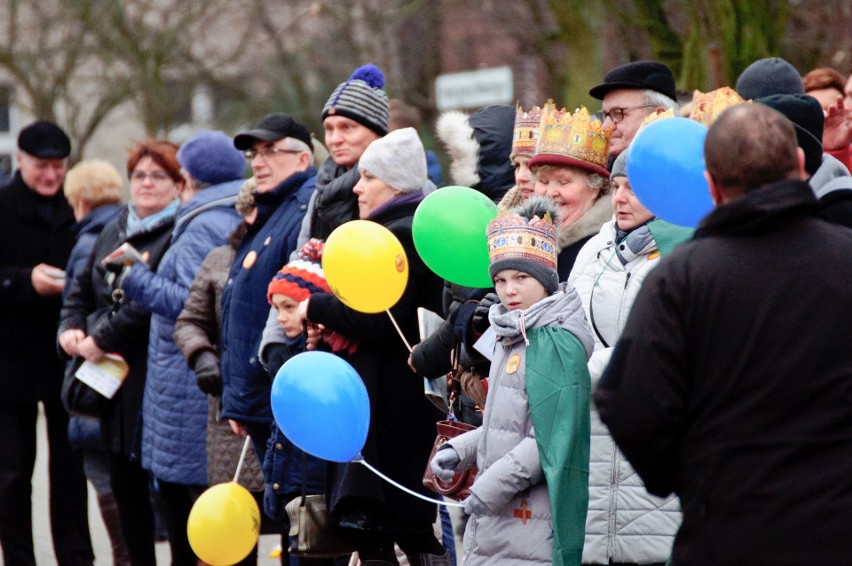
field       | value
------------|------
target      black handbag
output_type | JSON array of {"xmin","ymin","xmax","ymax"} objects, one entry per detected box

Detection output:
[{"xmin": 60, "ymin": 357, "xmax": 113, "ymax": 417}]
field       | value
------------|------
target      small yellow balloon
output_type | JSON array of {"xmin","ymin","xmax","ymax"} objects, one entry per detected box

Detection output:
[
  {"xmin": 323, "ymin": 220, "xmax": 409, "ymax": 313},
  {"xmin": 187, "ymin": 482, "xmax": 260, "ymax": 565}
]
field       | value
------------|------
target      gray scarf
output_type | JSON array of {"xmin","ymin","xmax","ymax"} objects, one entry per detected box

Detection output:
[{"xmin": 489, "ymin": 282, "xmax": 594, "ymax": 358}]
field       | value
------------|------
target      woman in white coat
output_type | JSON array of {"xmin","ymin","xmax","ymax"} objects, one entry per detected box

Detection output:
[{"xmin": 569, "ymin": 151, "xmax": 687, "ymax": 565}]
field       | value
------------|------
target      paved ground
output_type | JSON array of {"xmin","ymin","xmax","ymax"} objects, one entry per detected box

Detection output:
[{"xmin": 27, "ymin": 404, "xmax": 283, "ymax": 565}]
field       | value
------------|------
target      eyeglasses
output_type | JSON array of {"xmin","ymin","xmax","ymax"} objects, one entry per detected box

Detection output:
[
  {"xmin": 130, "ymin": 171, "xmax": 172, "ymax": 183},
  {"xmin": 244, "ymin": 146, "xmax": 302, "ymax": 161},
  {"xmin": 596, "ymin": 104, "xmax": 656, "ymax": 124}
]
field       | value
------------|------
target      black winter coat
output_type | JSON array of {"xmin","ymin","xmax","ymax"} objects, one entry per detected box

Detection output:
[
  {"xmin": 596, "ymin": 180, "xmax": 852, "ymax": 564},
  {"xmin": 59, "ymin": 209, "xmax": 174, "ymax": 456},
  {"xmin": 0, "ymin": 172, "xmax": 74, "ymax": 403},
  {"xmin": 306, "ymin": 196, "xmax": 444, "ymax": 530}
]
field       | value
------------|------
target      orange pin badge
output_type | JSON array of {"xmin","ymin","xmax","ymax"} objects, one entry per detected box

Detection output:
[
  {"xmin": 243, "ymin": 250, "xmax": 257, "ymax": 269},
  {"xmin": 505, "ymin": 353, "xmax": 521, "ymax": 374}
]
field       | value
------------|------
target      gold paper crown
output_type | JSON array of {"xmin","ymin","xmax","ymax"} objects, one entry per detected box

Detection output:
[
  {"xmin": 689, "ymin": 86, "xmax": 749, "ymax": 126},
  {"xmin": 638, "ymin": 108, "xmax": 676, "ymax": 131},
  {"xmin": 512, "ymin": 104, "xmax": 543, "ymax": 156},
  {"xmin": 486, "ymin": 210, "xmax": 558, "ymax": 270},
  {"xmin": 531, "ymin": 101, "xmax": 613, "ymax": 177}
]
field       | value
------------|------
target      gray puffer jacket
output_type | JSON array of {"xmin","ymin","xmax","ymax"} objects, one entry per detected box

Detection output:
[{"xmin": 449, "ymin": 284, "xmax": 593, "ymax": 565}]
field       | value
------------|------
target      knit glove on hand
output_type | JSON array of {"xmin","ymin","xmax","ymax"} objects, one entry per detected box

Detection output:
[
  {"xmin": 193, "ymin": 350, "xmax": 222, "ymax": 396},
  {"xmin": 463, "ymin": 492, "xmax": 488, "ymax": 516},
  {"xmin": 471, "ymin": 293, "xmax": 499, "ymax": 335},
  {"xmin": 430, "ymin": 445, "xmax": 460, "ymax": 482}
]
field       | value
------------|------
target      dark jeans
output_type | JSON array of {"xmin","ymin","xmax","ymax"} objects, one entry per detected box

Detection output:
[
  {"xmin": 0, "ymin": 401, "xmax": 93, "ymax": 566},
  {"xmin": 110, "ymin": 452, "xmax": 156, "ymax": 565}
]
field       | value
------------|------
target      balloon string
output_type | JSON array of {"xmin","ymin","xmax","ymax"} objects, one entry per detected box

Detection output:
[
  {"xmin": 233, "ymin": 435, "xmax": 252, "ymax": 483},
  {"xmin": 386, "ymin": 309, "xmax": 413, "ymax": 352},
  {"xmin": 354, "ymin": 457, "xmax": 465, "ymax": 508}
]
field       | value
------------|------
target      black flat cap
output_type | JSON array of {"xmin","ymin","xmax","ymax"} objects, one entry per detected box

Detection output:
[
  {"xmin": 18, "ymin": 120, "xmax": 71, "ymax": 158},
  {"xmin": 756, "ymin": 94, "xmax": 824, "ymax": 175},
  {"xmin": 589, "ymin": 61, "xmax": 677, "ymax": 101},
  {"xmin": 233, "ymin": 113, "xmax": 312, "ymax": 151}
]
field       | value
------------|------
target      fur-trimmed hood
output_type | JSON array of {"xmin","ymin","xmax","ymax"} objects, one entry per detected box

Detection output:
[
  {"xmin": 558, "ymin": 196, "xmax": 613, "ymax": 250},
  {"xmin": 435, "ymin": 105, "xmax": 515, "ymax": 203}
]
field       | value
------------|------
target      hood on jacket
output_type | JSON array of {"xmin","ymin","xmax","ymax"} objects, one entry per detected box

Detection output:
[
  {"xmin": 810, "ymin": 153, "xmax": 852, "ymax": 199},
  {"xmin": 436, "ymin": 105, "xmax": 515, "ymax": 203}
]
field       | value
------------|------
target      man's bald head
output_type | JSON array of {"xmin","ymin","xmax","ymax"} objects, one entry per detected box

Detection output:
[{"xmin": 705, "ymin": 104, "xmax": 802, "ymax": 199}]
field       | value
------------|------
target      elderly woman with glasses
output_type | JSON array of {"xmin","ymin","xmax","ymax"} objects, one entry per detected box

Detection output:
[{"xmin": 59, "ymin": 140, "xmax": 184, "ymax": 565}]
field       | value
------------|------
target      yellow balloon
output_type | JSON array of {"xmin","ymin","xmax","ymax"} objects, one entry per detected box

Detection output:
[
  {"xmin": 323, "ymin": 220, "xmax": 409, "ymax": 313},
  {"xmin": 187, "ymin": 482, "xmax": 260, "ymax": 565}
]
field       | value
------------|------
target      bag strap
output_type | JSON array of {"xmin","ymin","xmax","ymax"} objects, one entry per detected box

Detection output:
[{"xmin": 300, "ymin": 451, "xmax": 307, "ymax": 507}]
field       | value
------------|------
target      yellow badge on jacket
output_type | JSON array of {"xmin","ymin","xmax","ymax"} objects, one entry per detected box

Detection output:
[
  {"xmin": 243, "ymin": 250, "xmax": 257, "ymax": 269},
  {"xmin": 505, "ymin": 353, "xmax": 521, "ymax": 375}
]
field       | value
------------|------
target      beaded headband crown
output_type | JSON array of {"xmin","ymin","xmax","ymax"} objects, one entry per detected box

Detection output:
[
  {"xmin": 689, "ymin": 86, "xmax": 749, "ymax": 126},
  {"xmin": 512, "ymin": 104, "xmax": 543, "ymax": 156},
  {"xmin": 486, "ymin": 209, "xmax": 558, "ymax": 270}
]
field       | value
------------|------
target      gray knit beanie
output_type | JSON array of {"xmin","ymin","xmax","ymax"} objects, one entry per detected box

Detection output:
[
  {"xmin": 322, "ymin": 64, "xmax": 390, "ymax": 136},
  {"xmin": 358, "ymin": 128, "xmax": 432, "ymax": 193},
  {"xmin": 735, "ymin": 57, "xmax": 803, "ymax": 100},
  {"xmin": 610, "ymin": 150, "xmax": 628, "ymax": 179}
]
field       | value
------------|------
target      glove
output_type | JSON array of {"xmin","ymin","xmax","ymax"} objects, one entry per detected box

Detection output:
[
  {"xmin": 471, "ymin": 293, "xmax": 499, "ymax": 335},
  {"xmin": 430, "ymin": 445, "xmax": 460, "ymax": 483},
  {"xmin": 463, "ymin": 492, "xmax": 488, "ymax": 516},
  {"xmin": 193, "ymin": 350, "xmax": 222, "ymax": 396}
]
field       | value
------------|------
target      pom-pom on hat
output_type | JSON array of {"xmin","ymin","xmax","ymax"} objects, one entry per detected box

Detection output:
[
  {"xmin": 358, "ymin": 127, "xmax": 433, "ymax": 193},
  {"xmin": 735, "ymin": 57, "xmax": 803, "ymax": 101},
  {"xmin": 322, "ymin": 64, "xmax": 390, "ymax": 136},
  {"xmin": 177, "ymin": 130, "xmax": 245, "ymax": 185},
  {"xmin": 487, "ymin": 196, "xmax": 560, "ymax": 295},
  {"xmin": 267, "ymin": 239, "xmax": 331, "ymax": 304},
  {"xmin": 18, "ymin": 120, "xmax": 71, "ymax": 158}
]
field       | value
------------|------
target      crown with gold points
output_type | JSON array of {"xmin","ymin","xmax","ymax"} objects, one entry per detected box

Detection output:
[
  {"xmin": 512, "ymin": 103, "xmax": 543, "ymax": 156},
  {"xmin": 486, "ymin": 209, "xmax": 558, "ymax": 271},
  {"xmin": 529, "ymin": 101, "xmax": 613, "ymax": 178},
  {"xmin": 638, "ymin": 107, "xmax": 676, "ymax": 131},
  {"xmin": 689, "ymin": 86, "xmax": 749, "ymax": 126}
]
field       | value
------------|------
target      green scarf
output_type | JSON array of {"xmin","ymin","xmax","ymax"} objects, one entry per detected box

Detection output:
[{"xmin": 526, "ymin": 326, "xmax": 592, "ymax": 566}]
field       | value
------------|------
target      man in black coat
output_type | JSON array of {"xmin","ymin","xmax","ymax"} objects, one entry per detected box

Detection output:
[
  {"xmin": 595, "ymin": 103, "xmax": 852, "ymax": 563},
  {"xmin": 0, "ymin": 121, "xmax": 93, "ymax": 565}
]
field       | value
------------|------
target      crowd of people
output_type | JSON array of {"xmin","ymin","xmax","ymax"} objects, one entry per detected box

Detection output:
[{"xmin": 1, "ymin": 55, "xmax": 851, "ymax": 566}]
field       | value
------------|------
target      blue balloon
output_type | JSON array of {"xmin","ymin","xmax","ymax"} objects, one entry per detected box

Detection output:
[
  {"xmin": 271, "ymin": 351, "xmax": 369, "ymax": 463},
  {"xmin": 627, "ymin": 117, "xmax": 713, "ymax": 228}
]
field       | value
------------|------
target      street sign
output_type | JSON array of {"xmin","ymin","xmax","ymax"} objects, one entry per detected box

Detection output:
[{"xmin": 435, "ymin": 66, "xmax": 513, "ymax": 111}]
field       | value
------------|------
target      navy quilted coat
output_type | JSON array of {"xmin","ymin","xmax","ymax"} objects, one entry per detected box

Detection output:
[
  {"xmin": 122, "ymin": 180, "xmax": 242, "ymax": 485},
  {"xmin": 220, "ymin": 169, "xmax": 315, "ymax": 424}
]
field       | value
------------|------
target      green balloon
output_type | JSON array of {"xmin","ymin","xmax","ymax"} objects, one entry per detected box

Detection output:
[{"xmin": 413, "ymin": 186, "xmax": 498, "ymax": 288}]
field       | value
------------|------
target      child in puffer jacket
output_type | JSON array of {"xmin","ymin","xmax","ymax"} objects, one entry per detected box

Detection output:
[{"xmin": 430, "ymin": 197, "xmax": 594, "ymax": 566}]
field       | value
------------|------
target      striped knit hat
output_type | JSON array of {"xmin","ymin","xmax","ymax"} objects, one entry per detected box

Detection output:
[
  {"xmin": 321, "ymin": 64, "xmax": 390, "ymax": 136},
  {"xmin": 267, "ymin": 239, "xmax": 330, "ymax": 303}
]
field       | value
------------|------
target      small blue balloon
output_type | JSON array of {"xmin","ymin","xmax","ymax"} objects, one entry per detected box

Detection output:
[
  {"xmin": 627, "ymin": 117, "xmax": 713, "ymax": 228},
  {"xmin": 271, "ymin": 351, "xmax": 369, "ymax": 463}
]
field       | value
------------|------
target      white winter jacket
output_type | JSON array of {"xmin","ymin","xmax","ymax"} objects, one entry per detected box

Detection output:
[{"xmin": 569, "ymin": 219, "xmax": 682, "ymax": 564}]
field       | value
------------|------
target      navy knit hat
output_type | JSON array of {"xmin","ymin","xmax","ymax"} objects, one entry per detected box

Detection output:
[
  {"xmin": 322, "ymin": 64, "xmax": 390, "ymax": 136},
  {"xmin": 177, "ymin": 130, "xmax": 245, "ymax": 185},
  {"xmin": 18, "ymin": 120, "xmax": 71, "ymax": 158},
  {"xmin": 756, "ymin": 94, "xmax": 824, "ymax": 175},
  {"xmin": 735, "ymin": 58, "xmax": 803, "ymax": 100}
]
